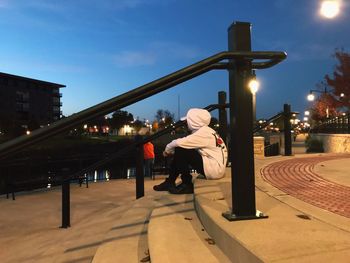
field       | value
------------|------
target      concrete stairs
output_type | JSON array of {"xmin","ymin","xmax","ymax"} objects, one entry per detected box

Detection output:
[
  {"xmin": 148, "ymin": 193, "xmax": 231, "ymax": 263},
  {"xmin": 92, "ymin": 158, "xmax": 350, "ymax": 262},
  {"xmin": 92, "ymin": 179, "xmax": 230, "ymax": 263}
]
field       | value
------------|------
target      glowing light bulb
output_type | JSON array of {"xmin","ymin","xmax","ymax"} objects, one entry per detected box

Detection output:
[
  {"xmin": 307, "ymin": 93, "xmax": 315, "ymax": 101},
  {"xmin": 248, "ymin": 79, "xmax": 259, "ymax": 94}
]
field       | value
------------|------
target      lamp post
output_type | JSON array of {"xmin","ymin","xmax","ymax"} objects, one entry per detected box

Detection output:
[
  {"xmin": 307, "ymin": 87, "xmax": 330, "ymax": 118},
  {"xmin": 248, "ymin": 70, "xmax": 259, "ymax": 123}
]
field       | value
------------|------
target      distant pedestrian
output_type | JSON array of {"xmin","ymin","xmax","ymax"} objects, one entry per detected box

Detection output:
[{"xmin": 143, "ymin": 141, "xmax": 155, "ymax": 179}]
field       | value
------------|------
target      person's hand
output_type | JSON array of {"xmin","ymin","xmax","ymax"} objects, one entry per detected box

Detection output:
[{"xmin": 163, "ymin": 151, "xmax": 172, "ymax": 157}]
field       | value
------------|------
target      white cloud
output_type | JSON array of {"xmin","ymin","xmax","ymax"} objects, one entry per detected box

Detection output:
[
  {"xmin": 113, "ymin": 51, "xmax": 156, "ymax": 67},
  {"xmin": 149, "ymin": 41, "xmax": 200, "ymax": 59},
  {"xmin": 112, "ymin": 41, "xmax": 200, "ymax": 68}
]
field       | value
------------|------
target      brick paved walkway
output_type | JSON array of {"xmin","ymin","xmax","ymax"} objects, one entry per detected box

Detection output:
[{"xmin": 260, "ymin": 155, "xmax": 350, "ymax": 218}]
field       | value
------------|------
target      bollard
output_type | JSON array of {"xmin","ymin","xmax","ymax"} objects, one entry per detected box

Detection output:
[
  {"xmin": 61, "ymin": 167, "xmax": 71, "ymax": 228},
  {"xmin": 135, "ymin": 135, "xmax": 145, "ymax": 199},
  {"xmin": 283, "ymin": 104, "xmax": 292, "ymax": 156}
]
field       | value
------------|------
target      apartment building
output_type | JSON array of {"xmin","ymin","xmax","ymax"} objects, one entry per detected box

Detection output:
[{"xmin": 0, "ymin": 72, "xmax": 65, "ymax": 135}]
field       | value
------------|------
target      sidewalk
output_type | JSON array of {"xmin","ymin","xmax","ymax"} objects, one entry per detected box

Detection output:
[
  {"xmin": 0, "ymin": 179, "xmax": 159, "ymax": 263},
  {"xmin": 0, "ymin": 151, "xmax": 350, "ymax": 262},
  {"xmin": 195, "ymin": 152, "xmax": 350, "ymax": 262}
]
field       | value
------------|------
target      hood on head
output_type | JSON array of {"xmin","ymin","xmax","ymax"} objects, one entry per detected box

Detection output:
[{"xmin": 183, "ymin": 108, "xmax": 211, "ymax": 131}]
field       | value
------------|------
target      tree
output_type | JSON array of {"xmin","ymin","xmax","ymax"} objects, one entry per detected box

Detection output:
[
  {"xmin": 310, "ymin": 49, "xmax": 350, "ymax": 121},
  {"xmin": 310, "ymin": 93, "xmax": 338, "ymax": 121},
  {"xmin": 324, "ymin": 49, "xmax": 350, "ymax": 111},
  {"xmin": 131, "ymin": 119, "xmax": 143, "ymax": 133},
  {"xmin": 155, "ymin": 109, "xmax": 175, "ymax": 130},
  {"xmin": 110, "ymin": 110, "xmax": 134, "ymax": 132}
]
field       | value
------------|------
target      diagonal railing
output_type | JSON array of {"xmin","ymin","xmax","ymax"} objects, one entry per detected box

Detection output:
[{"xmin": 0, "ymin": 51, "xmax": 285, "ymax": 160}]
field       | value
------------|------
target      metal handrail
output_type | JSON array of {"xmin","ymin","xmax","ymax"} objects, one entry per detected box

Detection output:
[
  {"xmin": 253, "ymin": 112, "xmax": 283, "ymax": 133},
  {"xmin": 0, "ymin": 51, "xmax": 286, "ymax": 159},
  {"xmin": 253, "ymin": 110, "xmax": 299, "ymax": 134},
  {"xmin": 310, "ymin": 113, "xmax": 350, "ymax": 134}
]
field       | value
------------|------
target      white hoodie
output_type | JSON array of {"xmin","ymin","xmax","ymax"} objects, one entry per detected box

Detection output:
[{"xmin": 165, "ymin": 108, "xmax": 228, "ymax": 179}]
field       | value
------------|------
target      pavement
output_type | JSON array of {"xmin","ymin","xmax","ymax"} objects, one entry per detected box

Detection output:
[{"xmin": 0, "ymin": 134, "xmax": 350, "ymax": 262}]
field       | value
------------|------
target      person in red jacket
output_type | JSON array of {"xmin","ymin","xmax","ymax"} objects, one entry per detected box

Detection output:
[{"xmin": 143, "ymin": 141, "xmax": 155, "ymax": 179}]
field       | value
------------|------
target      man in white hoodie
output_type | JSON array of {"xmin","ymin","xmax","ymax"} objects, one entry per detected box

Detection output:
[{"xmin": 153, "ymin": 108, "xmax": 228, "ymax": 194}]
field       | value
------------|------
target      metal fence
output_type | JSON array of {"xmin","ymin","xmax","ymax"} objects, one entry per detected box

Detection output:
[{"xmin": 310, "ymin": 113, "xmax": 350, "ymax": 134}]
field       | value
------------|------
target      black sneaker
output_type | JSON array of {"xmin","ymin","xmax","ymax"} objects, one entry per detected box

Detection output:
[
  {"xmin": 153, "ymin": 178, "xmax": 174, "ymax": 191},
  {"xmin": 168, "ymin": 182, "xmax": 194, "ymax": 194}
]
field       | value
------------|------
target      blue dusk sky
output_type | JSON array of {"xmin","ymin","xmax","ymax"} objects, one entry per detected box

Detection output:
[{"xmin": 0, "ymin": 0, "xmax": 349, "ymax": 121}]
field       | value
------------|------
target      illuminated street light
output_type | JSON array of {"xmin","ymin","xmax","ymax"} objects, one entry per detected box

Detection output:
[
  {"xmin": 307, "ymin": 93, "xmax": 315, "ymax": 101},
  {"xmin": 304, "ymin": 110, "xmax": 310, "ymax": 116},
  {"xmin": 320, "ymin": 0, "xmax": 341, "ymax": 19},
  {"xmin": 248, "ymin": 70, "xmax": 260, "ymax": 123},
  {"xmin": 248, "ymin": 72, "xmax": 259, "ymax": 94},
  {"xmin": 307, "ymin": 88, "xmax": 330, "ymax": 118},
  {"xmin": 248, "ymin": 79, "xmax": 259, "ymax": 94}
]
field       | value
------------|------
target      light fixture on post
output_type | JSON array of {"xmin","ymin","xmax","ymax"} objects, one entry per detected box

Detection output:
[
  {"xmin": 248, "ymin": 70, "xmax": 260, "ymax": 123},
  {"xmin": 306, "ymin": 87, "xmax": 330, "ymax": 118},
  {"xmin": 307, "ymin": 92, "xmax": 315, "ymax": 101}
]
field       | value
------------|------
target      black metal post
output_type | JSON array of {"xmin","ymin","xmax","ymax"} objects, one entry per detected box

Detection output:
[
  {"xmin": 283, "ymin": 104, "xmax": 292, "ymax": 156},
  {"xmin": 61, "ymin": 167, "xmax": 71, "ymax": 228},
  {"xmin": 135, "ymin": 135, "xmax": 145, "ymax": 199},
  {"xmin": 223, "ymin": 21, "xmax": 267, "ymax": 221},
  {"xmin": 218, "ymin": 91, "xmax": 228, "ymax": 146},
  {"xmin": 252, "ymin": 92, "xmax": 257, "ymax": 124}
]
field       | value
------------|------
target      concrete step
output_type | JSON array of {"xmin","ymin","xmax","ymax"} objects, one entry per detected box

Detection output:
[
  {"xmin": 148, "ymin": 193, "xmax": 231, "ymax": 263},
  {"xmin": 194, "ymin": 164, "xmax": 350, "ymax": 263},
  {"xmin": 92, "ymin": 194, "xmax": 157, "ymax": 263}
]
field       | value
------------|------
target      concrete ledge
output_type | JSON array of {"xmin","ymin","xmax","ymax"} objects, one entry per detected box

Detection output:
[
  {"xmin": 194, "ymin": 179, "xmax": 263, "ymax": 263},
  {"xmin": 148, "ymin": 194, "xmax": 230, "ymax": 263},
  {"xmin": 194, "ymin": 162, "xmax": 350, "ymax": 262}
]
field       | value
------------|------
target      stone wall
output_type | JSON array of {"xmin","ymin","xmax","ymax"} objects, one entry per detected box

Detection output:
[
  {"xmin": 254, "ymin": 136, "xmax": 265, "ymax": 157},
  {"xmin": 311, "ymin": 134, "xmax": 350, "ymax": 153}
]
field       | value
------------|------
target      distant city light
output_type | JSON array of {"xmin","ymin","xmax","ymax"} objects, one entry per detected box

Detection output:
[
  {"xmin": 303, "ymin": 117, "xmax": 309, "ymax": 121},
  {"xmin": 320, "ymin": 0, "xmax": 341, "ymax": 19},
  {"xmin": 340, "ymin": 93, "xmax": 345, "ymax": 97},
  {"xmin": 26, "ymin": 130, "xmax": 31, "ymax": 135},
  {"xmin": 304, "ymin": 110, "xmax": 310, "ymax": 116}
]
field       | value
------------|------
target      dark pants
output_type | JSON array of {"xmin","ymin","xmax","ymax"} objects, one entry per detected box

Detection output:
[
  {"xmin": 168, "ymin": 147, "xmax": 204, "ymax": 185},
  {"xmin": 144, "ymin": 158, "xmax": 154, "ymax": 178}
]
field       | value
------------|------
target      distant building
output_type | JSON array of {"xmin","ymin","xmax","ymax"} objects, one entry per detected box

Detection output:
[{"xmin": 0, "ymin": 72, "xmax": 65, "ymax": 136}]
